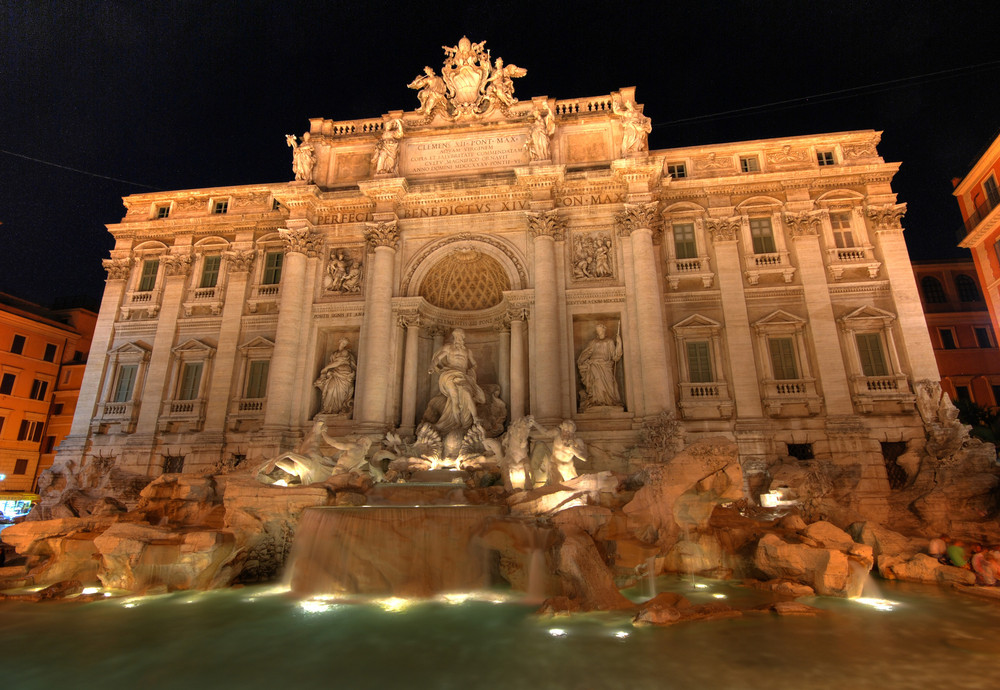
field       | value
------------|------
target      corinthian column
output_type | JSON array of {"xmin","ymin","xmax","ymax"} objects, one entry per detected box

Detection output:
[
  {"xmin": 616, "ymin": 202, "xmax": 673, "ymax": 414},
  {"xmin": 527, "ymin": 210, "xmax": 564, "ymax": 423},
  {"xmin": 263, "ymin": 226, "xmax": 319, "ymax": 429},
  {"xmin": 398, "ymin": 314, "xmax": 421, "ymax": 435},
  {"xmin": 356, "ymin": 220, "xmax": 400, "ymax": 427}
]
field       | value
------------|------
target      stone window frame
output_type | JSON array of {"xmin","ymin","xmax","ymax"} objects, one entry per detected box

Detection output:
[
  {"xmin": 838, "ymin": 305, "xmax": 911, "ymax": 412},
  {"xmin": 666, "ymin": 161, "xmax": 688, "ymax": 179},
  {"xmin": 740, "ymin": 155, "xmax": 761, "ymax": 173},
  {"xmin": 94, "ymin": 341, "xmax": 152, "ymax": 433},
  {"xmin": 662, "ymin": 204, "xmax": 713, "ymax": 289},
  {"xmin": 752, "ymin": 310, "xmax": 821, "ymax": 416},
  {"xmin": 229, "ymin": 336, "xmax": 274, "ymax": 428},
  {"xmin": 816, "ymin": 150, "xmax": 836, "ymax": 166},
  {"xmin": 247, "ymin": 234, "xmax": 285, "ymax": 312},
  {"xmin": 153, "ymin": 202, "xmax": 173, "ymax": 220},
  {"xmin": 815, "ymin": 194, "xmax": 879, "ymax": 280},
  {"xmin": 183, "ymin": 236, "xmax": 230, "ymax": 315},
  {"xmin": 122, "ymin": 241, "xmax": 169, "ymax": 318},
  {"xmin": 211, "ymin": 197, "xmax": 230, "ymax": 215},
  {"xmin": 671, "ymin": 314, "xmax": 733, "ymax": 419},
  {"xmin": 736, "ymin": 198, "xmax": 794, "ymax": 285},
  {"xmin": 159, "ymin": 338, "xmax": 215, "ymax": 431}
]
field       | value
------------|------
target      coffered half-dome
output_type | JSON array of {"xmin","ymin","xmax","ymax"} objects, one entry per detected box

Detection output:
[{"xmin": 419, "ymin": 249, "xmax": 511, "ymax": 311}]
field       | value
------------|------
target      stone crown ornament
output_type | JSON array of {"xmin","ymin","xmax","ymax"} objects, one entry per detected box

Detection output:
[{"xmin": 408, "ymin": 37, "xmax": 526, "ymax": 121}]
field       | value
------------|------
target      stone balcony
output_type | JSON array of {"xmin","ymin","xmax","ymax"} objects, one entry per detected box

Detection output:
[
  {"xmin": 826, "ymin": 245, "xmax": 881, "ymax": 280},
  {"xmin": 247, "ymin": 284, "xmax": 281, "ymax": 313},
  {"xmin": 665, "ymin": 256, "xmax": 714, "ymax": 289},
  {"xmin": 745, "ymin": 251, "xmax": 795, "ymax": 285},
  {"xmin": 761, "ymin": 378, "xmax": 822, "ymax": 417},
  {"xmin": 677, "ymin": 382, "xmax": 734, "ymax": 419},
  {"xmin": 183, "ymin": 285, "xmax": 223, "ymax": 316},
  {"xmin": 158, "ymin": 399, "xmax": 206, "ymax": 432},
  {"xmin": 849, "ymin": 374, "xmax": 915, "ymax": 414},
  {"xmin": 228, "ymin": 398, "xmax": 265, "ymax": 431},
  {"xmin": 92, "ymin": 400, "xmax": 139, "ymax": 434},
  {"xmin": 120, "ymin": 288, "xmax": 162, "ymax": 319}
]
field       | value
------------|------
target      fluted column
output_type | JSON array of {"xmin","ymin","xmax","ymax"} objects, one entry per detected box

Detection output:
[
  {"xmin": 615, "ymin": 202, "xmax": 673, "ymax": 413},
  {"xmin": 356, "ymin": 220, "xmax": 400, "ymax": 426},
  {"xmin": 498, "ymin": 317, "xmax": 511, "ymax": 414},
  {"xmin": 510, "ymin": 310, "xmax": 527, "ymax": 420},
  {"xmin": 527, "ymin": 210, "xmax": 564, "ymax": 422},
  {"xmin": 264, "ymin": 226, "xmax": 318, "ymax": 429},
  {"xmin": 136, "ymin": 253, "xmax": 192, "ymax": 434},
  {"xmin": 785, "ymin": 212, "xmax": 853, "ymax": 414},
  {"xmin": 204, "ymin": 250, "xmax": 254, "ymax": 431},
  {"xmin": 399, "ymin": 315, "xmax": 421, "ymax": 435}
]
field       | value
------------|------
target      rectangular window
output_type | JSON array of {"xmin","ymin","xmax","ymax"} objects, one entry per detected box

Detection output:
[
  {"xmin": 156, "ymin": 205, "xmax": 171, "ymax": 219},
  {"xmin": 672, "ymin": 223, "xmax": 697, "ymax": 259},
  {"xmin": 955, "ymin": 385, "xmax": 972, "ymax": 402},
  {"xmin": 245, "ymin": 360, "xmax": 270, "ymax": 398},
  {"xmin": 749, "ymin": 217, "xmax": 776, "ymax": 254},
  {"xmin": 212, "ymin": 200, "xmax": 229, "ymax": 214},
  {"xmin": 17, "ymin": 420, "xmax": 43, "ymax": 443},
  {"xmin": 855, "ymin": 333, "xmax": 889, "ymax": 377},
  {"xmin": 43, "ymin": 435, "xmax": 56, "ymax": 454},
  {"xmin": 162, "ymin": 455, "xmax": 185, "ymax": 473},
  {"xmin": 667, "ymin": 163, "xmax": 687, "ymax": 179},
  {"xmin": 686, "ymin": 341, "xmax": 713, "ymax": 383},
  {"xmin": 199, "ymin": 255, "xmax": 222, "ymax": 288},
  {"xmin": 0, "ymin": 416, "xmax": 4, "ymax": 435},
  {"xmin": 0, "ymin": 373, "xmax": 14, "ymax": 395},
  {"xmin": 29, "ymin": 379, "xmax": 48, "ymax": 401},
  {"xmin": 830, "ymin": 212, "xmax": 855, "ymax": 248},
  {"xmin": 13, "ymin": 458, "xmax": 28, "ymax": 475},
  {"xmin": 10, "ymin": 335, "xmax": 25, "ymax": 355},
  {"xmin": 52, "ymin": 403, "xmax": 64, "ymax": 415},
  {"xmin": 43, "ymin": 343, "xmax": 57, "ymax": 362},
  {"xmin": 138, "ymin": 259, "xmax": 159, "ymax": 292},
  {"xmin": 817, "ymin": 151, "xmax": 835, "ymax": 166},
  {"xmin": 262, "ymin": 251, "xmax": 283, "ymax": 285},
  {"xmin": 177, "ymin": 362, "xmax": 203, "ymax": 401},
  {"xmin": 112, "ymin": 364, "xmax": 138, "ymax": 403},
  {"xmin": 939, "ymin": 328, "xmax": 957, "ymax": 350},
  {"xmin": 986, "ymin": 176, "xmax": 1000, "ymax": 207},
  {"xmin": 740, "ymin": 156, "xmax": 760, "ymax": 173},
  {"xmin": 975, "ymin": 326, "xmax": 994, "ymax": 348},
  {"xmin": 768, "ymin": 337, "xmax": 798, "ymax": 380}
]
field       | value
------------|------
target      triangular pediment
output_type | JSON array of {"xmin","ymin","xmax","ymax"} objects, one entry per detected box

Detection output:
[
  {"xmin": 172, "ymin": 338, "xmax": 216, "ymax": 355},
  {"xmin": 110, "ymin": 341, "xmax": 151, "ymax": 356},
  {"xmin": 841, "ymin": 305, "xmax": 896, "ymax": 324},
  {"xmin": 673, "ymin": 314, "xmax": 722, "ymax": 332},
  {"xmin": 239, "ymin": 336, "xmax": 275, "ymax": 352},
  {"xmin": 754, "ymin": 310, "xmax": 805, "ymax": 327}
]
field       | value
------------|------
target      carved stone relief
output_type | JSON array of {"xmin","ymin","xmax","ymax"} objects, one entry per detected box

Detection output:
[
  {"xmin": 323, "ymin": 248, "xmax": 364, "ymax": 294},
  {"xmin": 571, "ymin": 231, "xmax": 615, "ymax": 280}
]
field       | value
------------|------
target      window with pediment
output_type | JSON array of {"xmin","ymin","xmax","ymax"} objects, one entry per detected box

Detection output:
[
  {"xmin": 752, "ymin": 310, "xmax": 821, "ymax": 416},
  {"xmin": 95, "ymin": 342, "xmax": 151, "ymax": 433},
  {"xmin": 672, "ymin": 314, "xmax": 732, "ymax": 419},
  {"xmin": 838, "ymin": 305, "xmax": 911, "ymax": 413}
]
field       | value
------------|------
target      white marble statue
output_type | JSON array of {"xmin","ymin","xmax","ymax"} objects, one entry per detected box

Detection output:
[
  {"xmin": 577, "ymin": 323, "xmax": 623, "ymax": 410},
  {"xmin": 315, "ymin": 339, "xmax": 356, "ymax": 415},
  {"xmin": 501, "ymin": 415, "xmax": 543, "ymax": 491},
  {"xmin": 612, "ymin": 100, "xmax": 652, "ymax": 154},
  {"xmin": 408, "ymin": 66, "xmax": 447, "ymax": 116},
  {"xmin": 526, "ymin": 103, "xmax": 555, "ymax": 161},
  {"xmin": 536, "ymin": 419, "xmax": 588, "ymax": 484},
  {"xmin": 373, "ymin": 118, "xmax": 404, "ymax": 175},
  {"xmin": 328, "ymin": 435, "xmax": 379, "ymax": 480},
  {"xmin": 257, "ymin": 420, "xmax": 336, "ymax": 485},
  {"xmin": 285, "ymin": 133, "xmax": 316, "ymax": 183},
  {"xmin": 484, "ymin": 57, "xmax": 526, "ymax": 109},
  {"xmin": 427, "ymin": 328, "xmax": 486, "ymax": 435}
]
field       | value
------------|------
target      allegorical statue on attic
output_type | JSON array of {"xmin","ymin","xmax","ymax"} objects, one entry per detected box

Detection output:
[
  {"xmin": 612, "ymin": 99, "xmax": 652, "ymax": 154},
  {"xmin": 408, "ymin": 66, "xmax": 448, "ymax": 117},
  {"xmin": 285, "ymin": 132, "xmax": 316, "ymax": 183},
  {"xmin": 526, "ymin": 102, "xmax": 555, "ymax": 161},
  {"xmin": 372, "ymin": 118, "xmax": 404, "ymax": 175}
]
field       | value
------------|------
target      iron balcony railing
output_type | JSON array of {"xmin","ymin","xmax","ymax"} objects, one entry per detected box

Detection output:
[{"xmin": 960, "ymin": 194, "xmax": 1000, "ymax": 239}]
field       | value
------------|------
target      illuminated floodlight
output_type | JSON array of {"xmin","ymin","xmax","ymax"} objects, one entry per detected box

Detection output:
[
  {"xmin": 548, "ymin": 628, "xmax": 568, "ymax": 637},
  {"xmin": 441, "ymin": 592, "xmax": 474, "ymax": 605},
  {"xmin": 273, "ymin": 479, "xmax": 288, "ymax": 487},
  {"xmin": 712, "ymin": 593, "xmax": 727, "ymax": 599},
  {"xmin": 377, "ymin": 597, "xmax": 412, "ymax": 613},
  {"xmin": 299, "ymin": 599, "xmax": 338, "ymax": 614},
  {"xmin": 614, "ymin": 631, "xmax": 630, "ymax": 639},
  {"xmin": 694, "ymin": 583, "xmax": 709, "ymax": 589},
  {"xmin": 853, "ymin": 597, "xmax": 898, "ymax": 612},
  {"xmin": 103, "ymin": 592, "xmax": 112, "ymax": 598},
  {"xmin": 81, "ymin": 587, "xmax": 100, "ymax": 595}
]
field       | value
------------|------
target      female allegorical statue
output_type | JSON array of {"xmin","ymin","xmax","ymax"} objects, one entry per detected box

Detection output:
[
  {"xmin": 315, "ymin": 338, "xmax": 356, "ymax": 415},
  {"xmin": 577, "ymin": 323, "xmax": 623, "ymax": 410}
]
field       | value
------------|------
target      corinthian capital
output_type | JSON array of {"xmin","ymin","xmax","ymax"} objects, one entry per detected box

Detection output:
[
  {"xmin": 279, "ymin": 227, "xmax": 321, "ymax": 256},
  {"xmin": 525, "ymin": 209, "xmax": 565, "ymax": 240},
  {"xmin": 102, "ymin": 257, "xmax": 132, "ymax": 281},
  {"xmin": 364, "ymin": 220, "xmax": 400, "ymax": 251},
  {"xmin": 614, "ymin": 202, "xmax": 659, "ymax": 236},
  {"xmin": 162, "ymin": 254, "xmax": 192, "ymax": 277},
  {"xmin": 784, "ymin": 211, "xmax": 823, "ymax": 238},
  {"xmin": 225, "ymin": 250, "xmax": 255, "ymax": 273},
  {"xmin": 865, "ymin": 203, "xmax": 907, "ymax": 233},
  {"xmin": 705, "ymin": 217, "xmax": 741, "ymax": 243}
]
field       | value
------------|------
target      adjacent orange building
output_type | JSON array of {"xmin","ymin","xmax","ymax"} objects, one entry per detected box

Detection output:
[
  {"xmin": 912, "ymin": 259, "xmax": 1000, "ymax": 405},
  {"xmin": 0, "ymin": 294, "xmax": 95, "ymax": 498},
  {"xmin": 956, "ymin": 132, "xmax": 1000, "ymax": 338}
]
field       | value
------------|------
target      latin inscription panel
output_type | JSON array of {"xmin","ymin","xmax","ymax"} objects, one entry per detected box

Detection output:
[{"xmin": 402, "ymin": 132, "xmax": 529, "ymax": 176}]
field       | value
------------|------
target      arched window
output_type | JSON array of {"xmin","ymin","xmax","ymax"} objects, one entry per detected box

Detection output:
[
  {"xmin": 955, "ymin": 274, "xmax": 982, "ymax": 302},
  {"xmin": 921, "ymin": 276, "xmax": 946, "ymax": 304}
]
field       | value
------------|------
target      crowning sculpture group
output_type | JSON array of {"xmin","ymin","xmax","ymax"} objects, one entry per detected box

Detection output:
[{"xmin": 262, "ymin": 37, "xmax": 647, "ymax": 492}]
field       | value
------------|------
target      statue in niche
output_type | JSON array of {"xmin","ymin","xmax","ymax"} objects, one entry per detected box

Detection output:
[
  {"xmin": 314, "ymin": 338, "xmax": 356, "ymax": 415},
  {"xmin": 526, "ymin": 103, "xmax": 555, "ymax": 161},
  {"xmin": 285, "ymin": 133, "xmax": 316, "ymax": 183},
  {"xmin": 612, "ymin": 99, "xmax": 652, "ymax": 154},
  {"xmin": 535, "ymin": 419, "xmax": 588, "ymax": 485},
  {"xmin": 484, "ymin": 57, "xmax": 526, "ymax": 109},
  {"xmin": 408, "ymin": 66, "xmax": 448, "ymax": 116},
  {"xmin": 572, "ymin": 233, "xmax": 614, "ymax": 280},
  {"xmin": 577, "ymin": 322, "xmax": 623, "ymax": 410},
  {"xmin": 323, "ymin": 250, "xmax": 363, "ymax": 294},
  {"xmin": 427, "ymin": 328, "xmax": 486, "ymax": 435},
  {"xmin": 372, "ymin": 118, "xmax": 404, "ymax": 175}
]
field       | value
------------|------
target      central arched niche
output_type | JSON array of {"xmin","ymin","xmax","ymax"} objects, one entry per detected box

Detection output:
[{"xmin": 418, "ymin": 249, "xmax": 511, "ymax": 311}]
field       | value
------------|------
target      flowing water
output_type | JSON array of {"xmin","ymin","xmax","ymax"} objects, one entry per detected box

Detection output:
[{"xmin": 2, "ymin": 577, "xmax": 998, "ymax": 690}]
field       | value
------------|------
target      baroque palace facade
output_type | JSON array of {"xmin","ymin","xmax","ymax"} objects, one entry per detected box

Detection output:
[{"xmin": 59, "ymin": 39, "xmax": 939, "ymax": 502}]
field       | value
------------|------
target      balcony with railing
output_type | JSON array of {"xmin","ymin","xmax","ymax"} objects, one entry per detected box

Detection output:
[
  {"xmin": 183, "ymin": 284, "xmax": 223, "ymax": 316},
  {"xmin": 120, "ymin": 287, "xmax": 163, "ymax": 319},
  {"xmin": 247, "ymin": 283, "xmax": 281, "ymax": 313},
  {"xmin": 677, "ymin": 382, "xmax": 734, "ymax": 419},
  {"xmin": 825, "ymin": 245, "xmax": 881, "ymax": 280},
  {"xmin": 92, "ymin": 400, "xmax": 139, "ymax": 433},
  {"xmin": 229, "ymin": 398, "xmax": 266, "ymax": 431},
  {"xmin": 744, "ymin": 251, "xmax": 795, "ymax": 285},
  {"xmin": 761, "ymin": 378, "xmax": 822, "ymax": 417},
  {"xmin": 849, "ymin": 374, "xmax": 914, "ymax": 413},
  {"xmin": 959, "ymin": 194, "xmax": 1000, "ymax": 241},
  {"xmin": 665, "ymin": 255, "xmax": 714, "ymax": 289},
  {"xmin": 158, "ymin": 398, "xmax": 206, "ymax": 432}
]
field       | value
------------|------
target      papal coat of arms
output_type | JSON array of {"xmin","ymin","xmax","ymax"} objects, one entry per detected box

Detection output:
[{"xmin": 408, "ymin": 37, "xmax": 526, "ymax": 121}]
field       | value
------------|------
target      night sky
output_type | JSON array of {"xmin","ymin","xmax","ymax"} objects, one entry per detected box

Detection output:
[{"xmin": 3, "ymin": 0, "xmax": 1000, "ymax": 308}]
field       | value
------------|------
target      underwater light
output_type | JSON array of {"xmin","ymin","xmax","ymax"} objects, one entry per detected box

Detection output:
[
  {"xmin": 299, "ymin": 599, "xmax": 338, "ymax": 614},
  {"xmin": 712, "ymin": 593, "xmax": 727, "ymax": 599},
  {"xmin": 81, "ymin": 587, "xmax": 100, "ymax": 595},
  {"xmin": 694, "ymin": 583, "xmax": 708, "ymax": 589},
  {"xmin": 854, "ymin": 597, "xmax": 898, "ymax": 612},
  {"xmin": 441, "ymin": 592, "xmax": 474, "ymax": 605},
  {"xmin": 377, "ymin": 597, "xmax": 412, "ymax": 613},
  {"xmin": 614, "ymin": 631, "xmax": 630, "ymax": 639},
  {"xmin": 548, "ymin": 628, "xmax": 567, "ymax": 637}
]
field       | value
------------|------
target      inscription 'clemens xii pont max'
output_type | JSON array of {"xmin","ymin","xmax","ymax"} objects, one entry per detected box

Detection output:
[{"xmin": 402, "ymin": 133, "xmax": 529, "ymax": 176}]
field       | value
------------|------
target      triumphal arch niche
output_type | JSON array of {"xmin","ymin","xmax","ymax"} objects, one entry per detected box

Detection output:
[{"xmin": 70, "ymin": 36, "xmax": 939, "ymax": 502}]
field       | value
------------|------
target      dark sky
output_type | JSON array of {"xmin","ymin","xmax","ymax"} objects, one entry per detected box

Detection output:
[{"xmin": 3, "ymin": 0, "xmax": 1000, "ymax": 307}]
